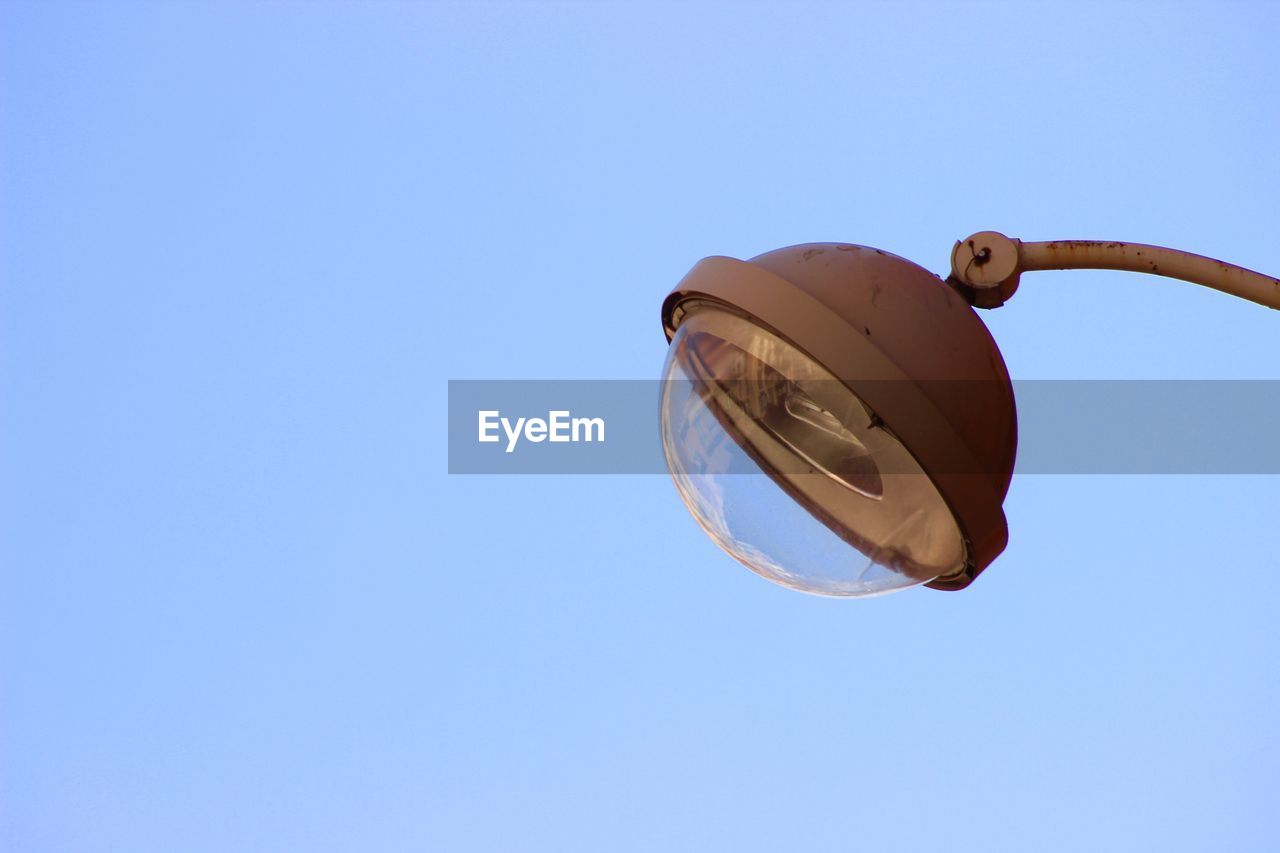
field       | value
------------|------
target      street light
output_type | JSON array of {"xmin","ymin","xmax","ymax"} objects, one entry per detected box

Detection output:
[{"xmin": 659, "ymin": 232, "xmax": 1280, "ymax": 597}]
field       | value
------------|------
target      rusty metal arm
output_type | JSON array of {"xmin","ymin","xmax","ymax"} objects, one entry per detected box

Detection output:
[{"xmin": 947, "ymin": 230, "xmax": 1280, "ymax": 310}]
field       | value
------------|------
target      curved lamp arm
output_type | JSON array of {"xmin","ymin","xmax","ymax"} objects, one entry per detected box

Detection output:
[{"xmin": 948, "ymin": 230, "xmax": 1280, "ymax": 310}]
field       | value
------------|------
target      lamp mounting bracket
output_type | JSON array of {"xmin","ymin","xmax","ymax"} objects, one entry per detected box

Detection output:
[{"xmin": 947, "ymin": 230, "xmax": 1280, "ymax": 311}]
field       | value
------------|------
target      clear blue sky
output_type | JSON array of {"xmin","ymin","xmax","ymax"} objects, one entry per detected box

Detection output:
[{"xmin": 3, "ymin": 2, "xmax": 1278, "ymax": 851}]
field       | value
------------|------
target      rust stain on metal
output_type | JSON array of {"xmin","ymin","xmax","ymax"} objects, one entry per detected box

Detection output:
[{"xmin": 1042, "ymin": 240, "xmax": 1128, "ymax": 250}]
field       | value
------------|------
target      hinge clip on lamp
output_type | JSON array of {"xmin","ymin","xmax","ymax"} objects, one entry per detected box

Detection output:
[{"xmin": 659, "ymin": 231, "xmax": 1280, "ymax": 598}]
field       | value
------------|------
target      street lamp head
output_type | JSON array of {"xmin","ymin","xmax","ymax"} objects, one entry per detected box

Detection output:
[
  {"xmin": 661, "ymin": 233, "xmax": 1277, "ymax": 597},
  {"xmin": 660, "ymin": 243, "xmax": 1017, "ymax": 597}
]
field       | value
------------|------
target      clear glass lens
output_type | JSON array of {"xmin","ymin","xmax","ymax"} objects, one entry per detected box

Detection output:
[{"xmin": 660, "ymin": 305, "xmax": 967, "ymax": 597}]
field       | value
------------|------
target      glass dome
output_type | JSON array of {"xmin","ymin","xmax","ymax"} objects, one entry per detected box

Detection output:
[{"xmin": 659, "ymin": 304, "xmax": 967, "ymax": 597}]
